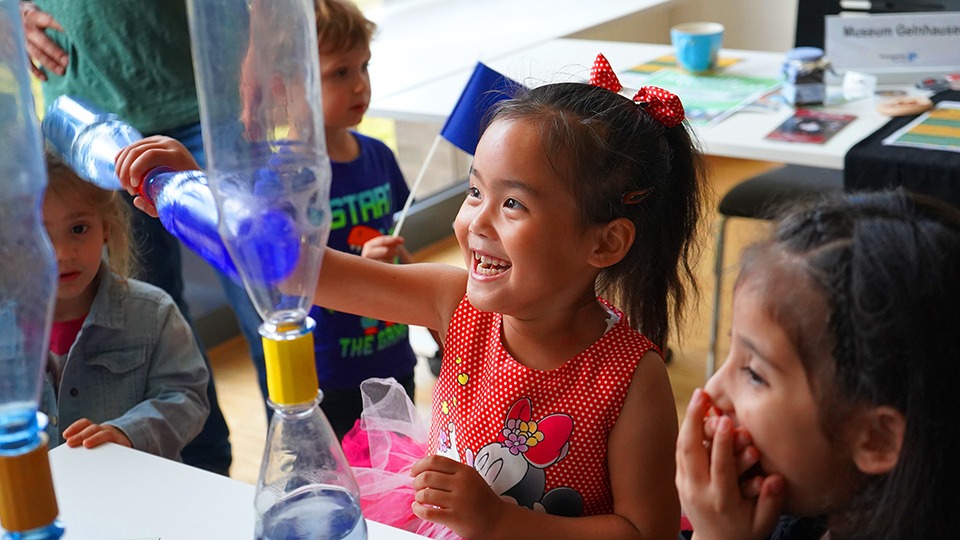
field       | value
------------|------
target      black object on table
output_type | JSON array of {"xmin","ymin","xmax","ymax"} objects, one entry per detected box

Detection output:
[{"xmin": 845, "ymin": 90, "xmax": 960, "ymax": 208}]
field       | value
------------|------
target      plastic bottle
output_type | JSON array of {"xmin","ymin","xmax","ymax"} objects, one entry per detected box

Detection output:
[
  {"xmin": 254, "ymin": 319, "xmax": 367, "ymax": 540},
  {"xmin": 186, "ymin": 0, "xmax": 332, "ymax": 325},
  {"xmin": 41, "ymin": 96, "xmax": 301, "ymax": 285},
  {"xmin": 137, "ymin": 167, "xmax": 301, "ymax": 284},
  {"xmin": 41, "ymin": 95, "xmax": 142, "ymax": 191},
  {"xmin": 1, "ymin": 2, "xmax": 64, "ymax": 538}
]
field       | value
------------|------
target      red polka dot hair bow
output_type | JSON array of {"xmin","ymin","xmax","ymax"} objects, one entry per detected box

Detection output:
[
  {"xmin": 633, "ymin": 86, "xmax": 685, "ymax": 128},
  {"xmin": 589, "ymin": 53, "xmax": 685, "ymax": 128},
  {"xmin": 590, "ymin": 53, "xmax": 623, "ymax": 93}
]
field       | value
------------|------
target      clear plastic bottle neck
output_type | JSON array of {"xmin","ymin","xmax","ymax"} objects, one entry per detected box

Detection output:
[
  {"xmin": 266, "ymin": 395, "xmax": 323, "ymax": 417},
  {"xmin": 0, "ymin": 411, "xmax": 42, "ymax": 455}
]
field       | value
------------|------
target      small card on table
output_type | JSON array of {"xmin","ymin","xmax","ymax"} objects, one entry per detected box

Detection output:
[{"xmin": 765, "ymin": 109, "xmax": 857, "ymax": 144}]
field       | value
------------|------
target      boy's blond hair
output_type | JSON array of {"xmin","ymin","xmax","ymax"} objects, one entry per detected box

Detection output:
[
  {"xmin": 315, "ymin": 0, "xmax": 376, "ymax": 53},
  {"xmin": 44, "ymin": 151, "xmax": 138, "ymax": 279}
]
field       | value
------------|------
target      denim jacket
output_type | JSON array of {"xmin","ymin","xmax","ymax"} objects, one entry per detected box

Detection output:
[{"xmin": 41, "ymin": 264, "xmax": 210, "ymax": 461}]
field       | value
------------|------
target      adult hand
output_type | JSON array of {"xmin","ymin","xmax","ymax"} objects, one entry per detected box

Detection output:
[
  {"xmin": 361, "ymin": 235, "xmax": 409, "ymax": 264},
  {"xmin": 62, "ymin": 418, "xmax": 133, "ymax": 450},
  {"xmin": 20, "ymin": 2, "xmax": 68, "ymax": 80},
  {"xmin": 676, "ymin": 389, "xmax": 785, "ymax": 540},
  {"xmin": 115, "ymin": 135, "xmax": 201, "ymax": 218},
  {"xmin": 411, "ymin": 454, "xmax": 507, "ymax": 539}
]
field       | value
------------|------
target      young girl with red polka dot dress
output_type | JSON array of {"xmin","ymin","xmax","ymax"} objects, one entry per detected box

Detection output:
[{"xmin": 312, "ymin": 54, "xmax": 707, "ymax": 539}]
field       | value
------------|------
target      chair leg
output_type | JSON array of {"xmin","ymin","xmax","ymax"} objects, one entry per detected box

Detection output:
[{"xmin": 707, "ymin": 216, "xmax": 728, "ymax": 382}]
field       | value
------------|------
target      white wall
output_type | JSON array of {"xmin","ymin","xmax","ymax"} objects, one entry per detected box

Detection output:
[
  {"xmin": 569, "ymin": 0, "xmax": 799, "ymax": 52},
  {"xmin": 567, "ymin": 5, "xmax": 674, "ymax": 43},
  {"xmin": 674, "ymin": 0, "xmax": 798, "ymax": 51}
]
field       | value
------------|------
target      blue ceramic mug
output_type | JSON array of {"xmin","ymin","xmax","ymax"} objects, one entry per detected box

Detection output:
[{"xmin": 671, "ymin": 22, "xmax": 724, "ymax": 74}]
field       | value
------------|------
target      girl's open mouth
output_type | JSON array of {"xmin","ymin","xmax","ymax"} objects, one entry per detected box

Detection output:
[{"xmin": 473, "ymin": 252, "xmax": 511, "ymax": 276}]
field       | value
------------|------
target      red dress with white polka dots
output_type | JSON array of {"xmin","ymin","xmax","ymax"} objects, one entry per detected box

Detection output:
[{"xmin": 428, "ymin": 295, "xmax": 655, "ymax": 517}]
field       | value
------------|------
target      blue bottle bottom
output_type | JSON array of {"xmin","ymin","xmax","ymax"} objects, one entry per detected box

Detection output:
[
  {"xmin": 257, "ymin": 485, "xmax": 366, "ymax": 540},
  {"xmin": 3, "ymin": 520, "xmax": 65, "ymax": 540}
]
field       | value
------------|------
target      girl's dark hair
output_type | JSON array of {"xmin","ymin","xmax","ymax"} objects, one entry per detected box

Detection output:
[
  {"xmin": 740, "ymin": 189, "xmax": 960, "ymax": 539},
  {"xmin": 490, "ymin": 82, "xmax": 706, "ymax": 348}
]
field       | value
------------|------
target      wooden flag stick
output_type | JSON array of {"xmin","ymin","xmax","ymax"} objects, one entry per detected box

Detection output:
[{"xmin": 392, "ymin": 134, "xmax": 442, "ymax": 238}]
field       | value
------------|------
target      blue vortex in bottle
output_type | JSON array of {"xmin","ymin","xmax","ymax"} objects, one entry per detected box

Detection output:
[{"xmin": 257, "ymin": 484, "xmax": 367, "ymax": 540}]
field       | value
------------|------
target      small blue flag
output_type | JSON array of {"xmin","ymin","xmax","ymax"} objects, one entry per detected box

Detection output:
[{"xmin": 440, "ymin": 62, "xmax": 523, "ymax": 155}]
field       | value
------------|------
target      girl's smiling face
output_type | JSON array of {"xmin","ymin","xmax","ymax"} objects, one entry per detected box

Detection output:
[
  {"xmin": 705, "ymin": 270, "xmax": 861, "ymax": 517},
  {"xmin": 453, "ymin": 118, "xmax": 603, "ymax": 320}
]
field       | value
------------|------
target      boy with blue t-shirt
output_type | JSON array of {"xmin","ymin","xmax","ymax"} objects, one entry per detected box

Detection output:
[
  {"xmin": 317, "ymin": 134, "xmax": 418, "ymax": 438},
  {"xmin": 308, "ymin": 0, "xmax": 420, "ymax": 438}
]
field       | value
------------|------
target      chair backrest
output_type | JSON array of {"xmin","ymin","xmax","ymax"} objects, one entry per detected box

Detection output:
[{"xmin": 795, "ymin": 0, "xmax": 960, "ymax": 49}]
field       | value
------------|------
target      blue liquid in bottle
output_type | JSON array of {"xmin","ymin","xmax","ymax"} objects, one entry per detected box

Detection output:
[
  {"xmin": 140, "ymin": 168, "xmax": 300, "ymax": 284},
  {"xmin": 258, "ymin": 485, "xmax": 366, "ymax": 540},
  {"xmin": 42, "ymin": 94, "xmax": 302, "ymax": 286}
]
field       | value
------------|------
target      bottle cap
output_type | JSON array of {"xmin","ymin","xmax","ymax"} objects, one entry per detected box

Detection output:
[
  {"xmin": 786, "ymin": 47, "xmax": 825, "ymax": 63},
  {"xmin": 138, "ymin": 166, "xmax": 175, "ymax": 202},
  {"xmin": 260, "ymin": 317, "xmax": 320, "ymax": 406}
]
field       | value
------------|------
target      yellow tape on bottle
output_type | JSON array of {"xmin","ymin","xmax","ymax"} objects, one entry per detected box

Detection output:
[
  {"xmin": 261, "ymin": 318, "xmax": 320, "ymax": 407},
  {"xmin": 0, "ymin": 433, "xmax": 59, "ymax": 532}
]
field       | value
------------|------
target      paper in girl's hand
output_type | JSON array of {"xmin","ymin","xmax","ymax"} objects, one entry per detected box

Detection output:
[{"xmin": 341, "ymin": 378, "xmax": 459, "ymax": 539}]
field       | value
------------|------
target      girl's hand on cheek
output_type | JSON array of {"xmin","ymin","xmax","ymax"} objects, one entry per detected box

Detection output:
[
  {"xmin": 703, "ymin": 414, "xmax": 761, "ymax": 487},
  {"xmin": 676, "ymin": 389, "xmax": 785, "ymax": 540},
  {"xmin": 410, "ymin": 454, "xmax": 507, "ymax": 539}
]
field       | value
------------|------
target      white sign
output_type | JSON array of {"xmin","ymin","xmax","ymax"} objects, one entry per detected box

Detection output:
[{"xmin": 825, "ymin": 12, "xmax": 960, "ymax": 78}]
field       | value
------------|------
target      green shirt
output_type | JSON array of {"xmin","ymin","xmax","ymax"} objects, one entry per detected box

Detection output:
[{"xmin": 34, "ymin": 0, "xmax": 199, "ymax": 133}]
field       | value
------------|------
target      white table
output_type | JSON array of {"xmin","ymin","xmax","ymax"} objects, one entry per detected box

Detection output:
[
  {"xmin": 370, "ymin": 38, "xmax": 903, "ymax": 170},
  {"xmin": 0, "ymin": 444, "xmax": 423, "ymax": 539},
  {"xmin": 366, "ymin": 1, "xmax": 675, "ymax": 100}
]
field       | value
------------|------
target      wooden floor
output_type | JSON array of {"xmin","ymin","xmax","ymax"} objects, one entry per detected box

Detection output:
[{"xmin": 208, "ymin": 156, "xmax": 780, "ymax": 485}]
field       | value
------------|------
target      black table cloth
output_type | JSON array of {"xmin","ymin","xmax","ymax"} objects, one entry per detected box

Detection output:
[{"xmin": 845, "ymin": 90, "xmax": 960, "ymax": 208}]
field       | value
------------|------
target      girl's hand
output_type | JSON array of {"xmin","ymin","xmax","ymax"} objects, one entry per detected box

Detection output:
[
  {"xmin": 115, "ymin": 135, "xmax": 200, "ymax": 218},
  {"xmin": 676, "ymin": 389, "xmax": 785, "ymax": 540},
  {"xmin": 62, "ymin": 418, "xmax": 133, "ymax": 450},
  {"xmin": 702, "ymin": 409, "xmax": 763, "ymax": 497},
  {"xmin": 411, "ymin": 454, "xmax": 506, "ymax": 539},
  {"xmin": 360, "ymin": 235, "xmax": 410, "ymax": 264}
]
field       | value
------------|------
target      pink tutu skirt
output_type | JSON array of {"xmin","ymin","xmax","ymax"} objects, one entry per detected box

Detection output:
[{"xmin": 342, "ymin": 378, "xmax": 459, "ymax": 539}]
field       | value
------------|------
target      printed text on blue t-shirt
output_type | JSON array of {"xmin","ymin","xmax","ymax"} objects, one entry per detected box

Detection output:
[
  {"xmin": 339, "ymin": 322, "xmax": 410, "ymax": 357},
  {"xmin": 331, "ymin": 183, "xmax": 392, "ymax": 230}
]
